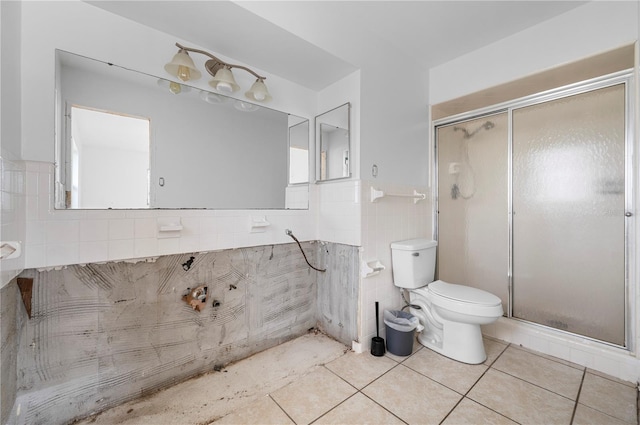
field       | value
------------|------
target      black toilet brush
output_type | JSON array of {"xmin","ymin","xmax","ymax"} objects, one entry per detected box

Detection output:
[{"xmin": 371, "ymin": 301, "xmax": 385, "ymax": 356}]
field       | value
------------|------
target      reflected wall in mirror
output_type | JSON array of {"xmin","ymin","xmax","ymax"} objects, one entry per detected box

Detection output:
[
  {"xmin": 288, "ymin": 118, "xmax": 309, "ymax": 185},
  {"xmin": 315, "ymin": 103, "xmax": 350, "ymax": 182},
  {"xmin": 55, "ymin": 50, "xmax": 310, "ymax": 210}
]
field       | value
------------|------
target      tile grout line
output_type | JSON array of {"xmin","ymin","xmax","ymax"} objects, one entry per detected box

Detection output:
[
  {"xmin": 488, "ymin": 367, "xmax": 578, "ymax": 403},
  {"xmin": 358, "ymin": 391, "xmax": 410, "ymax": 425},
  {"xmin": 569, "ymin": 368, "xmax": 586, "ymax": 425},
  {"xmin": 322, "ymin": 360, "xmax": 410, "ymax": 425},
  {"xmin": 585, "ymin": 369, "xmax": 639, "ymax": 388},
  {"xmin": 493, "ymin": 341, "xmax": 594, "ymax": 403},
  {"xmin": 268, "ymin": 393, "xmax": 299, "ymax": 425},
  {"xmin": 437, "ymin": 342, "xmax": 515, "ymax": 425},
  {"xmin": 569, "ymin": 377, "xmax": 638, "ymax": 425},
  {"xmin": 509, "ymin": 344, "xmax": 584, "ymax": 372},
  {"xmin": 400, "ymin": 342, "xmax": 507, "ymax": 398},
  {"xmin": 307, "ymin": 391, "xmax": 360, "ymax": 425}
]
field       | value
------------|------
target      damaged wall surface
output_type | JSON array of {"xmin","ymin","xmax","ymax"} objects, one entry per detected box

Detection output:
[
  {"xmin": 1, "ymin": 280, "xmax": 24, "ymax": 425},
  {"xmin": 8, "ymin": 243, "xmax": 320, "ymax": 425},
  {"xmin": 317, "ymin": 243, "xmax": 359, "ymax": 345}
]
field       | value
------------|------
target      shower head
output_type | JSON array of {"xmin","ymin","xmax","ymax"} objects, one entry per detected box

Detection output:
[
  {"xmin": 453, "ymin": 126, "xmax": 470, "ymax": 138},
  {"xmin": 454, "ymin": 121, "xmax": 494, "ymax": 139}
]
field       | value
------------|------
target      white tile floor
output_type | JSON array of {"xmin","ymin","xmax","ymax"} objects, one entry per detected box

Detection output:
[{"xmin": 81, "ymin": 333, "xmax": 638, "ymax": 425}]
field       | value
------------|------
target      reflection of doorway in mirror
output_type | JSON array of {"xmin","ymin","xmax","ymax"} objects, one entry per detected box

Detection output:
[{"xmin": 70, "ymin": 106, "xmax": 150, "ymax": 209}]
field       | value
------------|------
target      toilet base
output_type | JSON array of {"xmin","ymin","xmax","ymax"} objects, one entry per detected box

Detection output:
[{"xmin": 417, "ymin": 320, "xmax": 487, "ymax": 364}]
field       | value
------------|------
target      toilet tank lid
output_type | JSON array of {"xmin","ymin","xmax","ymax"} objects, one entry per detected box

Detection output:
[{"xmin": 390, "ymin": 239, "xmax": 437, "ymax": 251}]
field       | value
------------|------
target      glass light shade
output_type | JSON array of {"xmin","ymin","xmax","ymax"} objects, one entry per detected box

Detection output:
[
  {"xmin": 234, "ymin": 101, "xmax": 259, "ymax": 112},
  {"xmin": 209, "ymin": 67, "xmax": 240, "ymax": 93},
  {"xmin": 156, "ymin": 78, "xmax": 191, "ymax": 95},
  {"xmin": 199, "ymin": 90, "xmax": 226, "ymax": 104},
  {"xmin": 245, "ymin": 79, "xmax": 272, "ymax": 102},
  {"xmin": 168, "ymin": 81, "xmax": 182, "ymax": 94},
  {"xmin": 164, "ymin": 50, "xmax": 201, "ymax": 82}
]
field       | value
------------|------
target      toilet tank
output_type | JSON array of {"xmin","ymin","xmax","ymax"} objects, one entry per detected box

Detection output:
[{"xmin": 390, "ymin": 239, "xmax": 438, "ymax": 289}]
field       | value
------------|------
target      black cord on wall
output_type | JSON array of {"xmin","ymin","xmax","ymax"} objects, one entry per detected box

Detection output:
[{"xmin": 286, "ymin": 229, "xmax": 326, "ymax": 272}]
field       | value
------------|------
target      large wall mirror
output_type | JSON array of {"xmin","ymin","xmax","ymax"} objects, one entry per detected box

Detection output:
[
  {"xmin": 54, "ymin": 50, "xmax": 310, "ymax": 210},
  {"xmin": 315, "ymin": 103, "xmax": 350, "ymax": 182}
]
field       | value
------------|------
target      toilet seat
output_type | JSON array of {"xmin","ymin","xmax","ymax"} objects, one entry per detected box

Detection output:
[
  {"xmin": 413, "ymin": 280, "xmax": 503, "ymax": 317},
  {"xmin": 428, "ymin": 280, "xmax": 501, "ymax": 306}
]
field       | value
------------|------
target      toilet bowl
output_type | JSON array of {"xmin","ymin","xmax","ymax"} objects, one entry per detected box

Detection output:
[
  {"xmin": 410, "ymin": 280, "xmax": 503, "ymax": 364},
  {"xmin": 391, "ymin": 239, "xmax": 503, "ymax": 364}
]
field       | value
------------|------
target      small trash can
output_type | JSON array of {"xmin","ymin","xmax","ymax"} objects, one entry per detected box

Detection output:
[{"xmin": 384, "ymin": 310, "xmax": 419, "ymax": 356}]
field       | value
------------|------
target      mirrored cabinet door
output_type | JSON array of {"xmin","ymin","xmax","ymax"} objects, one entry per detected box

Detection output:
[{"xmin": 315, "ymin": 103, "xmax": 350, "ymax": 182}]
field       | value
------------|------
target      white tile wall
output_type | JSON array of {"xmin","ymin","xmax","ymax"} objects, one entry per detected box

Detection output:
[
  {"xmin": 357, "ymin": 180, "xmax": 432, "ymax": 351},
  {"xmin": 23, "ymin": 161, "xmax": 317, "ymax": 269},
  {"xmin": 0, "ymin": 158, "xmax": 26, "ymax": 287},
  {"xmin": 316, "ymin": 179, "xmax": 362, "ymax": 246},
  {"xmin": 285, "ymin": 185, "xmax": 310, "ymax": 210}
]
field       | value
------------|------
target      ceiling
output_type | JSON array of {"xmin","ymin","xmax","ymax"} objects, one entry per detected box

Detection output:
[{"xmin": 87, "ymin": 1, "xmax": 587, "ymax": 91}]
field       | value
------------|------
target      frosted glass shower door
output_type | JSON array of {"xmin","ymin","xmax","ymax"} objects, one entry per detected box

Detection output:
[
  {"xmin": 512, "ymin": 84, "xmax": 626, "ymax": 346},
  {"xmin": 436, "ymin": 113, "xmax": 509, "ymax": 305}
]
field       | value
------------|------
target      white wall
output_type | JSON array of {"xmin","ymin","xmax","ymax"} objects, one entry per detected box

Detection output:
[
  {"xmin": 1, "ymin": 0, "xmax": 22, "ymax": 161},
  {"xmin": 430, "ymin": 1, "xmax": 640, "ymax": 383},
  {"xmin": 359, "ymin": 50, "xmax": 430, "ymax": 187},
  {"xmin": 430, "ymin": 2, "xmax": 638, "ymax": 105}
]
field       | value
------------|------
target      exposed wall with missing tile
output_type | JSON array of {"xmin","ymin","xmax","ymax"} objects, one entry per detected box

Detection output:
[
  {"xmin": 9, "ymin": 242, "xmax": 324, "ymax": 425},
  {"xmin": 1, "ymin": 278, "xmax": 24, "ymax": 425},
  {"xmin": 317, "ymin": 243, "xmax": 359, "ymax": 345}
]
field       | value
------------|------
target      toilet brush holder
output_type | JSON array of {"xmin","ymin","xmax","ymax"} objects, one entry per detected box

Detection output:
[{"xmin": 371, "ymin": 301, "xmax": 385, "ymax": 356}]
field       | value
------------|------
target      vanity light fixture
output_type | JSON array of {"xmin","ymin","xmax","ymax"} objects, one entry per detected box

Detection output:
[{"xmin": 164, "ymin": 42, "xmax": 272, "ymax": 102}]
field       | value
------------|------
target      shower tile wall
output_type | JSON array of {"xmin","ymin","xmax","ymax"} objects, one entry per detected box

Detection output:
[{"xmin": 9, "ymin": 243, "xmax": 320, "ymax": 425}]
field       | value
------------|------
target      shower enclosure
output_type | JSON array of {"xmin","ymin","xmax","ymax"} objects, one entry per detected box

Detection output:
[{"xmin": 434, "ymin": 73, "xmax": 631, "ymax": 347}]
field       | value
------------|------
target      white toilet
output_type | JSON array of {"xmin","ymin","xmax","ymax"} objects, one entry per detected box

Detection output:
[{"xmin": 390, "ymin": 238, "xmax": 503, "ymax": 364}]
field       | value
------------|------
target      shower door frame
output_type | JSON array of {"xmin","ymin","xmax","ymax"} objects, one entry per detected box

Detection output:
[{"xmin": 432, "ymin": 69, "xmax": 635, "ymax": 351}]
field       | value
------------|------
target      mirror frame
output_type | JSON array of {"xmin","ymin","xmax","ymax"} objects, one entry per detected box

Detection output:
[{"xmin": 315, "ymin": 102, "xmax": 351, "ymax": 183}]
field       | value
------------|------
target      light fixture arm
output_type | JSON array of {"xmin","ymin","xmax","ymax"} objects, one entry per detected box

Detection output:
[{"xmin": 175, "ymin": 42, "xmax": 266, "ymax": 81}]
